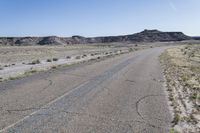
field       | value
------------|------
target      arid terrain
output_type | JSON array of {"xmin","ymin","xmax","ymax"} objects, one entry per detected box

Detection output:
[
  {"xmin": 160, "ymin": 44, "xmax": 200, "ymax": 132},
  {"xmin": 0, "ymin": 30, "xmax": 200, "ymax": 132},
  {"xmin": 0, "ymin": 44, "xmax": 153, "ymax": 81},
  {"xmin": 0, "ymin": 30, "xmax": 193, "ymax": 46}
]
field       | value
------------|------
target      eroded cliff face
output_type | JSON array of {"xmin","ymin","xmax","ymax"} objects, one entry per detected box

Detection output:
[{"xmin": 0, "ymin": 30, "xmax": 192, "ymax": 46}]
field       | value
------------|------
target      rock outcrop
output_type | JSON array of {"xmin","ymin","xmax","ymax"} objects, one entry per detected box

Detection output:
[{"xmin": 0, "ymin": 30, "xmax": 193, "ymax": 46}]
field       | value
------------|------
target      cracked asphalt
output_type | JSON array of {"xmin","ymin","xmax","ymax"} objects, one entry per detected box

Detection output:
[{"xmin": 0, "ymin": 47, "xmax": 172, "ymax": 133}]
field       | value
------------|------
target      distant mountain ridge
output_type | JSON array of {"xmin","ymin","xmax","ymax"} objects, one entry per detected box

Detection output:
[
  {"xmin": 192, "ymin": 36, "xmax": 200, "ymax": 40},
  {"xmin": 0, "ymin": 30, "xmax": 193, "ymax": 46}
]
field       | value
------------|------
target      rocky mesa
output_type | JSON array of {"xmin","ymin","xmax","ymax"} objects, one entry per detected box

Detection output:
[{"xmin": 0, "ymin": 30, "xmax": 193, "ymax": 46}]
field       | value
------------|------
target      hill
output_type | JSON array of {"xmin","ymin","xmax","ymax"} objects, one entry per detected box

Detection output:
[{"xmin": 0, "ymin": 30, "xmax": 193, "ymax": 46}]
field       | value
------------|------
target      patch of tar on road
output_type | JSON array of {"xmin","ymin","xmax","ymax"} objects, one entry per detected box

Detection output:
[
  {"xmin": 125, "ymin": 79, "xmax": 136, "ymax": 84},
  {"xmin": 6, "ymin": 107, "xmax": 47, "ymax": 114}
]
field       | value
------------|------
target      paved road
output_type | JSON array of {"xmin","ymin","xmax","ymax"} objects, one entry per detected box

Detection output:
[{"xmin": 0, "ymin": 47, "xmax": 172, "ymax": 133}]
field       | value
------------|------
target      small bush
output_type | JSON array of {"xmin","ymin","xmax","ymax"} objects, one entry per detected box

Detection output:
[
  {"xmin": 82, "ymin": 55, "xmax": 87, "ymax": 58},
  {"xmin": 4, "ymin": 64, "xmax": 9, "ymax": 67},
  {"xmin": 169, "ymin": 96, "xmax": 174, "ymax": 101},
  {"xmin": 190, "ymin": 93, "xmax": 197, "ymax": 100},
  {"xmin": 24, "ymin": 70, "xmax": 37, "ymax": 75},
  {"xmin": 129, "ymin": 48, "xmax": 134, "ymax": 52},
  {"xmin": 51, "ymin": 66, "xmax": 57, "ymax": 69},
  {"xmin": 53, "ymin": 58, "xmax": 59, "ymax": 61},
  {"xmin": 29, "ymin": 59, "xmax": 40, "ymax": 65},
  {"xmin": 170, "ymin": 129, "xmax": 180, "ymax": 133},
  {"xmin": 46, "ymin": 59, "xmax": 52, "ymax": 62},
  {"xmin": 75, "ymin": 56, "xmax": 81, "ymax": 59},
  {"xmin": 173, "ymin": 114, "xmax": 180, "ymax": 125},
  {"xmin": 66, "ymin": 56, "xmax": 71, "ymax": 59}
]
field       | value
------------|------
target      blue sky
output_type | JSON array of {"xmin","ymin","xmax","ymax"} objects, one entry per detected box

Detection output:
[{"xmin": 0, "ymin": 0, "xmax": 199, "ymax": 37}]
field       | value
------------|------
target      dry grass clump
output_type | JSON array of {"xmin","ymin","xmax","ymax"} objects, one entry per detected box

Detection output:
[
  {"xmin": 46, "ymin": 59, "xmax": 52, "ymax": 62},
  {"xmin": 53, "ymin": 58, "xmax": 59, "ymax": 61},
  {"xmin": 75, "ymin": 56, "xmax": 81, "ymax": 59},
  {"xmin": 29, "ymin": 59, "xmax": 40, "ymax": 65},
  {"xmin": 51, "ymin": 66, "xmax": 57, "ymax": 69},
  {"xmin": 82, "ymin": 54, "xmax": 87, "ymax": 58},
  {"xmin": 66, "ymin": 56, "xmax": 71, "ymax": 59}
]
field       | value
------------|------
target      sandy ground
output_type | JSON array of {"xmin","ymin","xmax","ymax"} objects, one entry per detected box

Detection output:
[{"xmin": 160, "ymin": 44, "xmax": 200, "ymax": 132}]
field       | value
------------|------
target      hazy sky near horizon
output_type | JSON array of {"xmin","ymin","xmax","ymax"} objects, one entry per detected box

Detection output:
[{"xmin": 0, "ymin": 0, "xmax": 199, "ymax": 37}]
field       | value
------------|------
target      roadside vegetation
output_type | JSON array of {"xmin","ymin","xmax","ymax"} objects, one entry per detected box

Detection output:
[
  {"xmin": 29, "ymin": 59, "xmax": 40, "ymax": 65},
  {"xmin": 160, "ymin": 44, "xmax": 200, "ymax": 132},
  {"xmin": 0, "ymin": 44, "xmax": 152, "ymax": 82}
]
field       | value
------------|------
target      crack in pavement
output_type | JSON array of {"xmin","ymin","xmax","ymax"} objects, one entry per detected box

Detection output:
[
  {"xmin": 6, "ymin": 107, "xmax": 49, "ymax": 113},
  {"xmin": 135, "ymin": 94, "xmax": 171, "ymax": 124},
  {"xmin": 42, "ymin": 78, "xmax": 53, "ymax": 91},
  {"xmin": 125, "ymin": 79, "xmax": 136, "ymax": 84}
]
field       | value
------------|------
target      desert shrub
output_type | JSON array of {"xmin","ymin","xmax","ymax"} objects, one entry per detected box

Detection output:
[
  {"xmin": 4, "ymin": 64, "xmax": 9, "ymax": 67},
  {"xmin": 46, "ymin": 59, "xmax": 52, "ymax": 62},
  {"xmin": 129, "ymin": 48, "xmax": 134, "ymax": 52},
  {"xmin": 66, "ymin": 56, "xmax": 71, "ymax": 59},
  {"xmin": 173, "ymin": 114, "xmax": 180, "ymax": 125},
  {"xmin": 53, "ymin": 58, "xmax": 59, "ymax": 61},
  {"xmin": 9, "ymin": 77, "xmax": 17, "ymax": 80},
  {"xmin": 190, "ymin": 93, "xmax": 197, "ymax": 100},
  {"xmin": 24, "ymin": 70, "xmax": 37, "ymax": 75},
  {"xmin": 51, "ymin": 66, "xmax": 57, "ymax": 69},
  {"xmin": 75, "ymin": 56, "xmax": 81, "ymax": 59},
  {"xmin": 82, "ymin": 55, "xmax": 87, "ymax": 58},
  {"xmin": 170, "ymin": 129, "xmax": 180, "ymax": 133},
  {"xmin": 29, "ymin": 59, "xmax": 40, "ymax": 65}
]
